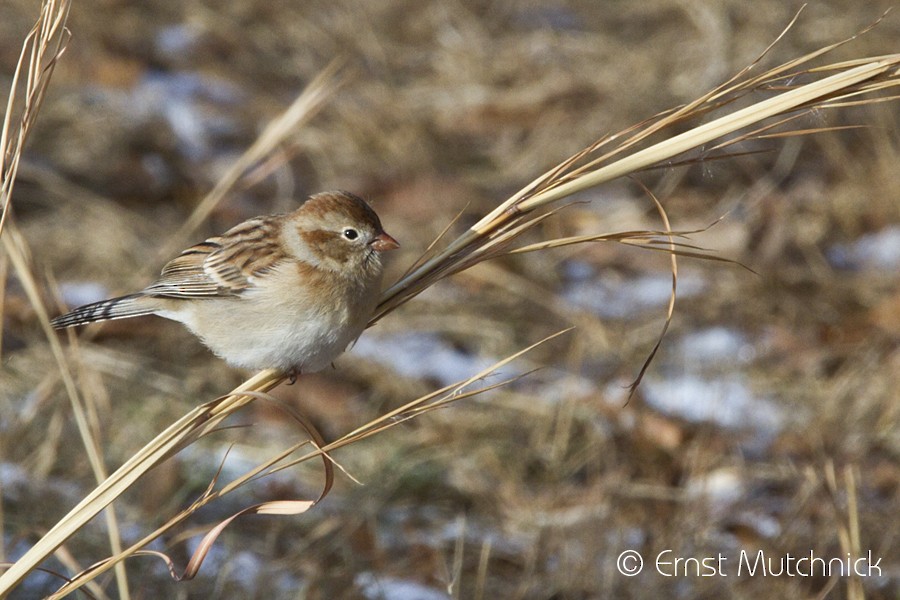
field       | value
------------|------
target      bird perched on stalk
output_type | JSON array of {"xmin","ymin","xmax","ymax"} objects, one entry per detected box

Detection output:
[{"xmin": 52, "ymin": 190, "xmax": 399, "ymax": 374}]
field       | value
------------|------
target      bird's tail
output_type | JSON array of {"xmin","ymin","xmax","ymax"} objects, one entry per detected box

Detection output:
[{"xmin": 51, "ymin": 293, "xmax": 156, "ymax": 329}]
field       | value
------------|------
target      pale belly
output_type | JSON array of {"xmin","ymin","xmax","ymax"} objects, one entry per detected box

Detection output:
[{"xmin": 157, "ymin": 294, "xmax": 370, "ymax": 372}]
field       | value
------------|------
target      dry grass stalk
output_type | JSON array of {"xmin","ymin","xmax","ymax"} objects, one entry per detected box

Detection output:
[
  {"xmin": 0, "ymin": 2, "xmax": 134, "ymax": 598},
  {"xmin": 161, "ymin": 61, "xmax": 345, "ymax": 259},
  {"xmin": 823, "ymin": 462, "xmax": 866, "ymax": 600},
  {"xmin": 0, "ymin": 0, "xmax": 70, "ymax": 235},
  {"xmin": 44, "ymin": 333, "xmax": 557, "ymax": 597},
  {"xmin": 373, "ymin": 55, "xmax": 900, "ymax": 322},
  {"xmin": 3, "ymin": 10, "xmax": 900, "ymax": 598}
]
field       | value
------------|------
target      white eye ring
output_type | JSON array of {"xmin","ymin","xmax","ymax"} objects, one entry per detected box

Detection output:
[{"xmin": 342, "ymin": 228, "xmax": 359, "ymax": 240}]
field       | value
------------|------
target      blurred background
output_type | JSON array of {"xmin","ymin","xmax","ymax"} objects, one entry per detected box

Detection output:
[{"xmin": 1, "ymin": 0, "xmax": 898, "ymax": 598}]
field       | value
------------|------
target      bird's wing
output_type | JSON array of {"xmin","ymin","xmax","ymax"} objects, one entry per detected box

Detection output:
[{"xmin": 145, "ymin": 216, "xmax": 287, "ymax": 298}]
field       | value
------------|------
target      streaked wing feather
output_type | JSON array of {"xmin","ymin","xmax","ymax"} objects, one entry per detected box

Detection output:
[{"xmin": 144, "ymin": 217, "xmax": 286, "ymax": 299}]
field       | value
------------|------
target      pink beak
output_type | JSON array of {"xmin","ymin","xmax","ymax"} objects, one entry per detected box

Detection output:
[{"xmin": 371, "ymin": 231, "xmax": 400, "ymax": 252}]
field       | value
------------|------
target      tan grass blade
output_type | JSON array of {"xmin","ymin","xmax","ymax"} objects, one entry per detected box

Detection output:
[
  {"xmin": 36, "ymin": 330, "xmax": 563, "ymax": 597},
  {"xmin": 623, "ymin": 181, "xmax": 677, "ymax": 399},
  {"xmin": 0, "ymin": 370, "xmax": 283, "ymax": 593},
  {"xmin": 276, "ymin": 329, "xmax": 572, "ymax": 472},
  {"xmin": 513, "ymin": 59, "xmax": 899, "ymax": 215},
  {"xmin": 374, "ymin": 52, "xmax": 900, "ymax": 324},
  {"xmin": 50, "ymin": 428, "xmax": 317, "ymax": 594},
  {"xmin": 0, "ymin": 2, "xmax": 136, "ymax": 597},
  {"xmin": 0, "ymin": 0, "xmax": 70, "ymax": 236},
  {"xmin": 1, "ymin": 226, "xmax": 132, "ymax": 596},
  {"xmin": 161, "ymin": 62, "xmax": 344, "ymax": 259}
]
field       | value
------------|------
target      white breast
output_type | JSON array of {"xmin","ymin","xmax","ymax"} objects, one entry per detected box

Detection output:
[{"xmin": 158, "ymin": 264, "xmax": 381, "ymax": 372}]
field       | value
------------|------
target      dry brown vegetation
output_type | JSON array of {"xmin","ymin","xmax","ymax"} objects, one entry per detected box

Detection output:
[{"xmin": 1, "ymin": 1, "xmax": 899, "ymax": 598}]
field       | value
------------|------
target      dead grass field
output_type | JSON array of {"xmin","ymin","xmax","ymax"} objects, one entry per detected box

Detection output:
[{"xmin": 1, "ymin": 1, "xmax": 898, "ymax": 598}]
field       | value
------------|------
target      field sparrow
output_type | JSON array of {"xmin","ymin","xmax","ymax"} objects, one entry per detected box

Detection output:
[{"xmin": 52, "ymin": 191, "xmax": 399, "ymax": 373}]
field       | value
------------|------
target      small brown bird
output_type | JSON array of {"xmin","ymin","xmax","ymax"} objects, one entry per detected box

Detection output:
[{"xmin": 52, "ymin": 191, "xmax": 399, "ymax": 373}]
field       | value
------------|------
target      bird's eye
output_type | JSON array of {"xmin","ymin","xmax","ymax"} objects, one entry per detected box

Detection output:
[{"xmin": 342, "ymin": 228, "xmax": 359, "ymax": 240}]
